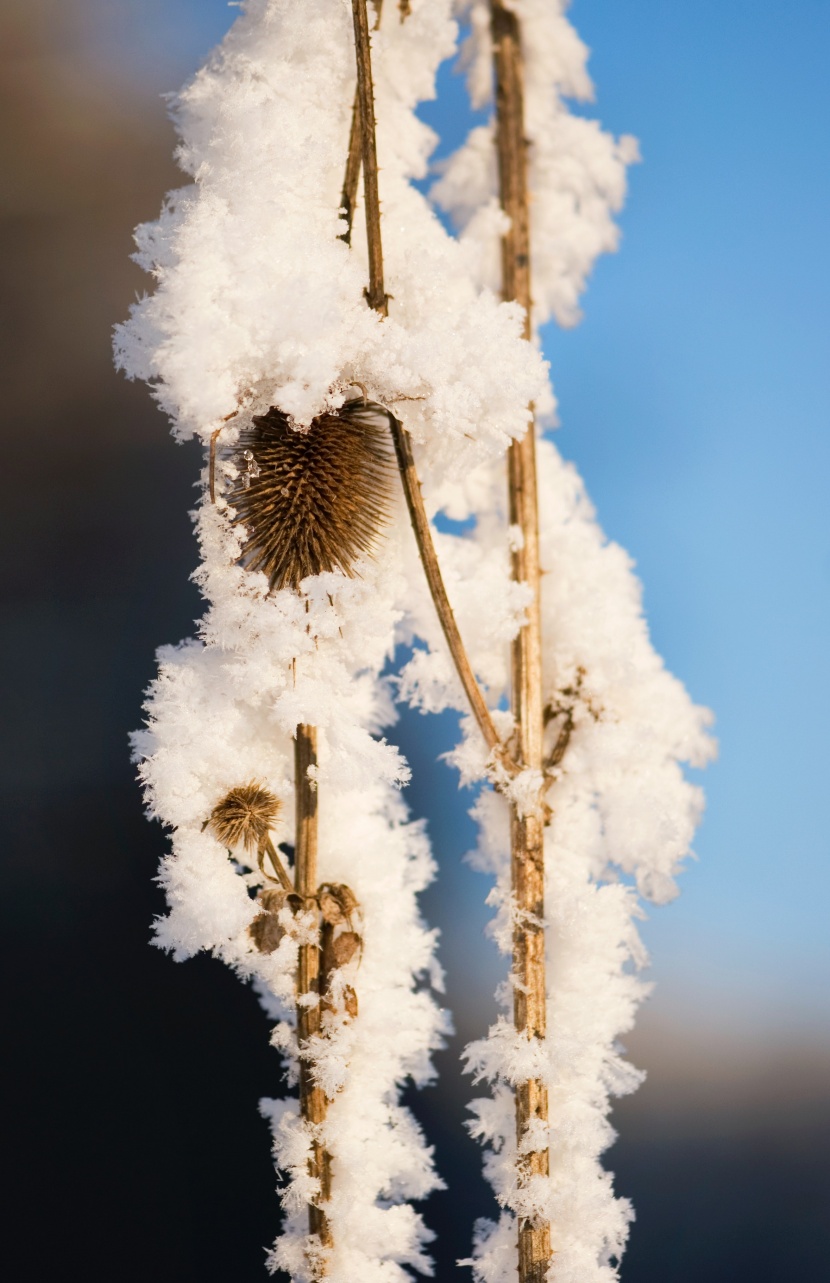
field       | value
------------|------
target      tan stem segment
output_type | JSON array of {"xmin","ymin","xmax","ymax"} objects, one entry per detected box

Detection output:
[
  {"xmin": 350, "ymin": 0, "xmax": 388, "ymax": 315},
  {"xmin": 339, "ymin": 2, "xmax": 384, "ymax": 245},
  {"xmin": 260, "ymin": 833, "xmax": 295, "ymax": 893},
  {"xmin": 349, "ymin": 0, "xmax": 515, "ymax": 772},
  {"xmin": 490, "ymin": 0, "xmax": 551, "ymax": 1278},
  {"xmin": 388, "ymin": 420, "xmax": 513, "ymax": 766},
  {"xmin": 295, "ymin": 725, "xmax": 332, "ymax": 1267}
]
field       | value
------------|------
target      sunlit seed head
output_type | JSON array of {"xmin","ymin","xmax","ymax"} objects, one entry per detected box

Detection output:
[
  {"xmin": 206, "ymin": 782, "xmax": 281, "ymax": 853},
  {"xmin": 227, "ymin": 398, "xmax": 395, "ymax": 591}
]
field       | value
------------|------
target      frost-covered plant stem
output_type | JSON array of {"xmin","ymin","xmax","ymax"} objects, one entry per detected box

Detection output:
[
  {"xmin": 389, "ymin": 425, "xmax": 512, "ymax": 765},
  {"xmin": 351, "ymin": 0, "xmax": 388, "ymax": 317},
  {"xmin": 350, "ymin": 0, "xmax": 512, "ymax": 768},
  {"xmin": 340, "ymin": 0, "xmax": 384, "ymax": 248},
  {"xmin": 294, "ymin": 725, "xmax": 333, "ymax": 1265},
  {"xmin": 491, "ymin": 2, "xmax": 552, "ymax": 1277}
]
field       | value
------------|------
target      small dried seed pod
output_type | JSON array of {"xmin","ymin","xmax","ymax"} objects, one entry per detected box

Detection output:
[
  {"xmin": 206, "ymin": 783, "xmax": 282, "ymax": 854},
  {"xmin": 248, "ymin": 911, "xmax": 285, "ymax": 955},
  {"xmin": 318, "ymin": 882, "xmax": 360, "ymax": 927},
  {"xmin": 258, "ymin": 888, "xmax": 288, "ymax": 914},
  {"xmin": 228, "ymin": 398, "xmax": 395, "ymax": 591},
  {"xmin": 258, "ymin": 887, "xmax": 303, "ymax": 915},
  {"xmin": 331, "ymin": 931, "xmax": 362, "ymax": 968}
]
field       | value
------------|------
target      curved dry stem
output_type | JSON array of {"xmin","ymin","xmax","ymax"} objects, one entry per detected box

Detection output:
[{"xmin": 388, "ymin": 415, "xmax": 516, "ymax": 771}]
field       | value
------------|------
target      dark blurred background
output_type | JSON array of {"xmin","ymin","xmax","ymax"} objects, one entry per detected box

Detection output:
[{"xmin": 2, "ymin": 2, "xmax": 828, "ymax": 1280}]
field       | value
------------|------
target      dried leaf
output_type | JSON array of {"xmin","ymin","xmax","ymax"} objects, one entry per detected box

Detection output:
[
  {"xmin": 318, "ymin": 882, "xmax": 360, "ymax": 926},
  {"xmin": 248, "ymin": 912, "xmax": 285, "ymax": 954},
  {"xmin": 332, "ymin": 931, "xmax": 361, "ymax": 967}
]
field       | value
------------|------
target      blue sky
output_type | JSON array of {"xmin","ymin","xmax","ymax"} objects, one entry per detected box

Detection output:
[{"xmin": 100, "ymin": 0, "xmax": 830, "ymax": 1043}]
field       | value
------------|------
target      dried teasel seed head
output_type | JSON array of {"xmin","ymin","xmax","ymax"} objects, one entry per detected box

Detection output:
[
  {"xmin": 205, "ymin": 783, "xmax": 281, "ymax": 854},
  {"xmin": 318, "ymin": 882, "xmax": 360, "ymax": 926},
  {"xmin": 228, "ymin": 398, "xmax": 396, "ymax": 591}
]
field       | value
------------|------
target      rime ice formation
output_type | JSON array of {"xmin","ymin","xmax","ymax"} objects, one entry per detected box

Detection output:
[
  {"xmin": 406, "ymin": 2, "xmax": 712, "ymax": 1279},
  {"xmin": 433, "ymin": 0, "xmax": 639, "ymax": 330},
  {"xmin": 117, "ymin": 0, "xmax": 713, "ymax": 1279},
  {"xmin": 416, "ymin": 440, "xmax": 714, "ymax": 1283}
]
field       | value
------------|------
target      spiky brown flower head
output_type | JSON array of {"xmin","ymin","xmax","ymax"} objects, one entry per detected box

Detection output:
[
  {"xmin": 205, "ymin": 783, "xmax": 282, "ymax": 854},
  {"xmin": 228, "ymin": 398, "xmax": 396, "ymax": 592}
]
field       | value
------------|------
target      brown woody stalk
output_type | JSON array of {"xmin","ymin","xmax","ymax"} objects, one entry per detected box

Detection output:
[
  {"xmin": 339, "ymin": 0, "xmax": 383, "ymax": 245},
  {"xmin": 348, "ymin": 0, "xmax": 514, "ymax": 772},
  {"xmin": 490, "ymin": 1, "xmax": 551, "ymax": 1278},
  {"xmin": 294, "ymin": 725, "xmax": 333, "ymax": 1270}
]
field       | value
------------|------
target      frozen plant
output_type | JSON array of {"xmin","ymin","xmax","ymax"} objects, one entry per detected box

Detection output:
[
  {"xmin": 115, "ymin": 1, "xmax": 714, "ymax": 1281},
  {"xmin": 114, "ymin": 0, "xmax": 545, "ymax": 1278}
]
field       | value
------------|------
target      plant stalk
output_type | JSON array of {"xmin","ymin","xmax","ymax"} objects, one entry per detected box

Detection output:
[
  {"xmin": 388, "ymin": 424, "xmax": 513, "ymax": 766},
  {"xmin": 261, "ymin": 833, "xmax": 295, "ymax": 893},
  {"xmin": 350, "ymin": 0, "xmax": 387, "ymax": 315},
  {"xmin": 339, "ymin": 2, "xmax": 384, "ymax": 245},
  {"xmin": 348, "ymin": 0, "xmax": 515, "ymax": 772},
  {"xmin": 490, "ymin": 0, "xmax": 551, "ymax": 1278},
  {"xmin": 295, "ymin": 724, "xmax": 332, "ymax": 1268}
]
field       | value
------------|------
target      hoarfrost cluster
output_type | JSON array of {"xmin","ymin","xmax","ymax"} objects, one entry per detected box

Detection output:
[{"xmin": 116, "ymin": 0, "xmax": 713, "ymax": 1279}]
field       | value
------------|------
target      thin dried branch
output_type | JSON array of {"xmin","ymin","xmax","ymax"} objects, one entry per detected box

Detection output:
[
  {"xmin": 543, "ymin": 668, "xmax": 599, "ymax": 778},
  {"xmin": 388, "ymin": 417, "xmax": 516, "ymax": 770},
  {"xmin": 259, "ymin": 834, "xmax": 295, "ymax": 893},
  {"xmin": 543, "ymin": 715, "xmax": 573, "ymax": 776},
  {"xmin": 490, "ymin": 0, "xmax": 552, "ymax": 1276},
  {"xmin": 350, "ymin": 0, "xmax": 387, "ymax": 314},
  {"xmin": 339, "ymin": 0, "xmax": 384, "ymax": 245}
]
